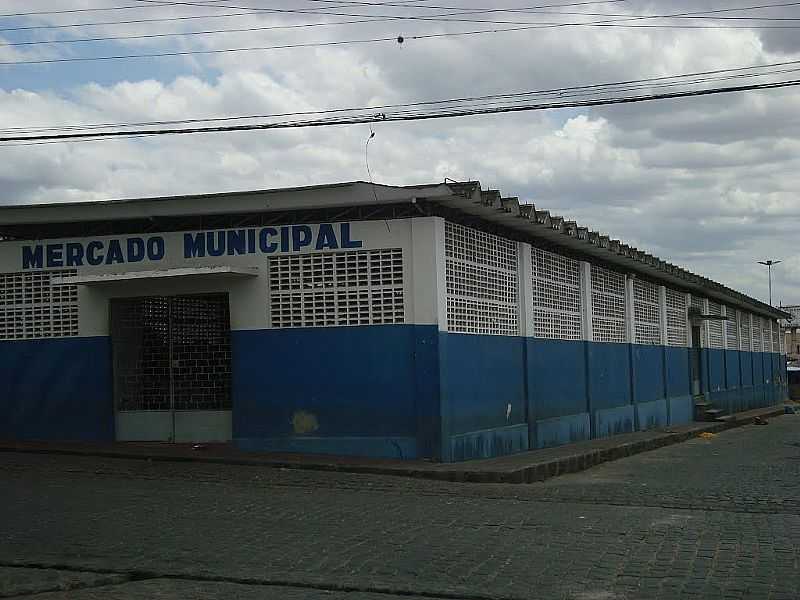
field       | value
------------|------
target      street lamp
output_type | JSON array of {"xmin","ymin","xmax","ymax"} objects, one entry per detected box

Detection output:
[{"xmin": 757, "ymin": 260, "xmax": 781, "ymax": 306}]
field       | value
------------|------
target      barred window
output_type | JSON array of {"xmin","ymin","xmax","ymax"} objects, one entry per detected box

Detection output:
[
  {"xmin": 666, "ymin": 289, "xmax": 687, "ymax": 347},
  {"xmin": 778, "ymin": 322, "xmax": 785, "ymax": 354},
  {"xmin": 633, "ymin": 279, "xmax": 661, "ymax": 345},
  {"xmin": 591, "ymin": 266, "xmax": 626, "ymax": 343},
  {"xmin": 445, "ymin": 222, "xmax": 518, "ymax": 335},
  {"xmin": 0, "ymin": 270, "xmax": 79, "ymax": 340},
  {"xmin": 725, "ymin": 307, "xmax": 738, "ymax": 350},
  {"xmin": 268, "ymin": 249, "xmax": 404, "ymax": 328},
  {"xmin": 707, "ymin": 300, "xmax": 724, "ymax": 349},
  {"xmin": 739, "ymin": 312, "xmax": 751, "ymax": 351},
  {"xmin": 770, "ymin": 318, "xmax": 779, "ymax": 353},
  {"xmin": 531, "ymin": 247, "xmax": 582, "ymax": 340}
]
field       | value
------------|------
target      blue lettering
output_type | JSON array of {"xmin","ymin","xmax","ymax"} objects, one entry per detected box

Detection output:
[
  {"xmin": 247, "ymin": 229, "xmax": 256, "ymax": 254},
  {"xmin": 315, "ymin": 223, "xmax": 339, "ymax": 250},
  {"xmin": 22, "ymin": 245, "xmax": 43, "ymax": 270},
  {"xmin": 147, "ymin": 237, "xmax": 165, "ymax": 261},
  {"xmin": 207, "ymin": 231, "xmax": 225, "ymax": 257},
  {"xmin": 46, "ymin": 244, "xmax": 63, "ymax": 268},
  {"xmin": 280, "ymin": 226, "xmax": 290, "ymax": 252},
  {"xmin": 127, "ymin": 238, "xmax": 145, "ymax": 262},
  {"xmin": 184, "ymin": 233, "xmax": 205, "ymax": 258},
  {"xmin": 86, "ymin": 241, "xmax": 104, "ymax": 266},
  {"xmin": 259, "ymin": 227, "xmax": 278, "ymax": 253},
  {"xmin": 226, "ymin": 229, "xmax": 246, "ymax": 255},
  {"xmin": 340, "ymin": 222, "xmax": 362, "ymax": 248},
  {"xmin": 292, "ymin": 225, "xmax": 312, "ymax": 252},
  {"xmin": 65, "ymin": 243, "xmax": 84, "ymax": 267},
  {"xmin": 105, "ymin": 239, "xmax": 124, "ymax": 264}
]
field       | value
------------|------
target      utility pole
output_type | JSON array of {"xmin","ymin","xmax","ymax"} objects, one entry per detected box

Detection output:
[{"xmin": 757, "ymin": 260, "xmax": 781, "ymax": 306}]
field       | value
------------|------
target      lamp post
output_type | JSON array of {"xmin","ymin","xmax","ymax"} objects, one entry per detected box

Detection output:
[{"xmin": 757, "ymin": 260, "xmax": 781, "ymax": 306}]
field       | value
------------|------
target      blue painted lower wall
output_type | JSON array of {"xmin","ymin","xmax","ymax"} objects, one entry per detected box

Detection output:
[
  {"xmin": 232, "ymin": 325, "xmax": 438, "ymax": 460},
  {"xmin": 0, "ymin": 337, "xmax": 114, "ymax": 441},
  {"xmin": 0, "ymin": 327, "xmax": 788, "ymax": 463}
]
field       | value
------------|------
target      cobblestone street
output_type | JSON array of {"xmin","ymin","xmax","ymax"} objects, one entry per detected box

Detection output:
[{"xmin": 2, "ymin": 415, "xmax": 800, "ymax": 600}]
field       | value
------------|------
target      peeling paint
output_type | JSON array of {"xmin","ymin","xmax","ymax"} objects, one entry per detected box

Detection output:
[{"xmin": 291, "ymin": 410, "xmax": 319, "ymax": 435}]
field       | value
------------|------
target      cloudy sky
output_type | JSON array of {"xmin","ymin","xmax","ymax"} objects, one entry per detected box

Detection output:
[{"xmin": 0, "ymin": 0, "xmax": 798, "ymax": 304}]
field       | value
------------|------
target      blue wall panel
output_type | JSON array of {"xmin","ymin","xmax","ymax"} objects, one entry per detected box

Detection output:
[
  {"xmin": 664, "ymin": 347, "xmax": 692, "ymax": 426},
  {"xmin": 725, "ymin": 350, "xmax": 740, "ymax": 389},
  {"xmin": 631, "ymin": 344, "xmax": 666, "ymax": 430},
  {"xmin": 232, "ymin": 325, "xmax": 434, "ymax": 460},
  {"xmin": 707, "ymin": 349, "xmax": 726, "ymax": 393},
  {"xmin": 527, "ymin": 339, "xmax": 587, "ymax": 420},
  {"xmin": 595, "ymin": 405, "xmax": 635, "ymax": 438},
  {"xmin": 536, "ymin": 412, "xmax": 590, "ymax": 448},
  {"xmin": 439, "ymin": 332, "xmax": 527, "ymax": 461},
  {"xmin": 0, "ymin": 337, "xmax": 113, "ymax": 441},
  {"xmin": 740, "ymin": 351, "xmax": 753, "ymax": 387},
  {"xmin": 587, "ymin": 342, "xmax": 631, "ymax": 410}
]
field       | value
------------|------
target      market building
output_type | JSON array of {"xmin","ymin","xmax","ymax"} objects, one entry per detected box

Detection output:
[{"xmin": 0, "ymin": 181, "xmax": 789, "ymax": 461}]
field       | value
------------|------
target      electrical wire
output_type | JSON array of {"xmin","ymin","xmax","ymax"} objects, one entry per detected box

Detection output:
[
  {"xmin": 3, "ymin": 59, "xmax": 798, "ymax": 134},
  {"xmin": 2, "ymin": 79, "xmax": 798, "ymax": 144}
]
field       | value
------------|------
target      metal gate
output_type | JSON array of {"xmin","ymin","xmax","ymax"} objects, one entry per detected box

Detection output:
[{"xmin": 111, "ymin": 294, "xmax": 232, "ymax": 442}]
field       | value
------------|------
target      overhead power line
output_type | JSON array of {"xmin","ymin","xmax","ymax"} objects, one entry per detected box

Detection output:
[
  {"xmin": 6, "ymin": 1, "xmax": 800, "ymax": 67},
  {"xmin": 3, "ymin": 58, "xmax": 799, "ymax": 135},
  {"xmin": 2, "ymin": 79, "xmax": 798, "ymax": 145}
]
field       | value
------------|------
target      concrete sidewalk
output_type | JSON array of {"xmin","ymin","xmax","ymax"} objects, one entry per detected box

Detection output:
[{"xmin": 1, "ymin": 404, "xmax": 793, "ymax": 484}]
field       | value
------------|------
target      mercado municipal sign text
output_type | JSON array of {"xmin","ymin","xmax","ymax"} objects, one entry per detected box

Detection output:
[{"xmin": 21, "ymin": 223, "xmax": 363, "ymax": 269}]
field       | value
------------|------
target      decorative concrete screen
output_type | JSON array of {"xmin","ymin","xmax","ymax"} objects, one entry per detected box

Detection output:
[
  {"xmin": 771, "ymin": 319, "xmax": 780, "ymax": 353},
  {"xmin": 752, "ymin": 315, "xmax": 763, "ymax": 352},
  {"xmin": 530, "ymin": 246, "xmax": 582, "ymax": 340},
  {"xmin": 740, "ymin": 312, "xmax": 752, "ymax": 351},
  {"xmin": 665, "ymin": 288, "xmax": 688, "ymax": 347},
  {"xmin": 777, "ymin": 322, "xmax": 785, "ymax": 354},
  {"xmin": 445, "ymin": 222, "xmax": 518, "ymax": 335},
  {"xmin": 268, "ymin": 249, "xmax": 405, "ymax": 328},
  {"xmin": 707, "ymin": 300, "xmax": 724, "ymax": 349},
  {"xmin": 0, "ymin": 269, "xmax": 79, "ymax": 340},
  {"xmin": 591, "ymin": 266, "xmax": 626, "ymax": 343},
  {"xmin": 725, "ymin": 307, "xmax": 739, "ymax": 350},
  {"xmin": 633, "ymin": 279, "xmax": 662, "ymax": 345}
]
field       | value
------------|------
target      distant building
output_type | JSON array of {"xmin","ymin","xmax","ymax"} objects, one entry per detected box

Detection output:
[
  {"xmin": 780, "ymin": 305, "xmax": 800, "ymax": 362},
  {"xmin": 0, "ymin": 181, "xmax": 790, "ymax": 461}
]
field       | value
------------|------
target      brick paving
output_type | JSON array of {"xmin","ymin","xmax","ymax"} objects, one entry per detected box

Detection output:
[{"xmin": 1, "ymin": 415, "xmax": 800, "ymax": 599}]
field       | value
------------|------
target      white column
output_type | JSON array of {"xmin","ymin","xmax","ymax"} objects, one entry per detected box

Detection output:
[
  {"xmin": 686, "ymin": 293, "xmax": 693, "ymax": 348},
  {"xmin": 519, "ymin": 242, "xmax": 533, "ymax": 338},
  {"xmin": 410, "ymin": 216, "xmax": 448, "ymax": 330},
  {"xmin": 580, "ymin": 261, "xmax": 593, "ymax": 342},
  {"xmin": 703, "ymin": 298, "xmax": 710, "ymax": 348},
  {"xmin": 625, "ymin": 276, "xmax": 636, "ymax": 344},
  {"xmin": 721, "ymin": 305, "xmax": 728, "ymax": 350},
  {"xmin": 658, "ymin": 286, "xmax": 668, "ymax": 346}
]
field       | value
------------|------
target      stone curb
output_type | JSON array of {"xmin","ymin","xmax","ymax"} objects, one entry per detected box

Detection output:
[{"xmin": 0, "ymin": 405, "xmax": 789, "ymax": 485}]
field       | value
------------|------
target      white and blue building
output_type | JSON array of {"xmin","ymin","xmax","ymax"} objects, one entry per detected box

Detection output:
[{"xmin": 0, "ymin": 181, "xmax": 789, "ymax": 461}]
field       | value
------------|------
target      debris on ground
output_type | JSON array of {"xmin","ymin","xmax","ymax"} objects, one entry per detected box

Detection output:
[
  {"xmin": 699, "ymin": 432, "xmax": 717, "ymax": 440},
  {"xmin": 753, "ymin": 416, "xmax": 769, "ymax": 426}
]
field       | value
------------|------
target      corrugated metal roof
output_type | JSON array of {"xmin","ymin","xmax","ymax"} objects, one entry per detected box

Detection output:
[{"xmin": 0, "ymin": 179, "xmax": 789, "ymax": 320}]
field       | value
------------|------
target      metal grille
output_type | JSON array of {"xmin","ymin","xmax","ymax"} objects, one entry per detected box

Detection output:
[
  {"xmin": 778, "ymin": 322, "xmax": 785, "ymax": 354},
  {"xmin": 739, "ymin": 312, "xmax": 751, "ymax": 351},
  {"xmin": 445, "ymin": 222, "xmax": 518, "ymax": 335},
  {"xmin": 633, "ymin": 279, "xmax": 661, "ymax": 345},
  {"xmin": 530, "ymin": 247, "xmax": 582, "ymax": 340},
  {"xmin": 690, "ymin": 295, "xmax": 707, "ymax": 347},
  {"xmin": 269, "ymin": 248, "xmax": 404, "ymax": 328},
  {"xmin": 725, "ymin": 307, "xmax": 738, "ymax": 350},
  {"xmin": 111, "ymin": 295, "xmax": 231, "ymax": 412},
  {"xmin": 172, "ymin": 295, "xmax": 232, "ymax": 410},
  {"xmin": 665, "ymin": 289, "xmax": 687, "ymax": 347},
  {"xmin": 591, "ymin": 266, "xmax": 626, "ymax": 343},
  {"xmin": 707, "ymin": 300, "xmax": 724, "ymax": 349},
  {"xmin": 0, "ymin": 270, "xmax": 79, "ymax": 340}
]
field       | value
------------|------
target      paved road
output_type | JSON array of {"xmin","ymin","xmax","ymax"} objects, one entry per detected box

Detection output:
[{"xmin": 1, "ymin": 415, "xmax": 800, "ymax": 600}]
